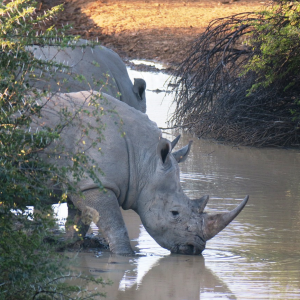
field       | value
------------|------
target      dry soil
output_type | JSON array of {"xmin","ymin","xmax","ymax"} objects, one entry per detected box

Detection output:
[{"xmin": 39, "ymin": 0, "xmax": 265, "ymax": 66}]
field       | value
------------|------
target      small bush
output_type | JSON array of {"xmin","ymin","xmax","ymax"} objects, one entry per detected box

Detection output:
[{"xmin": 0, "ymin": 1, "xmax": 108, "ymax": 299}]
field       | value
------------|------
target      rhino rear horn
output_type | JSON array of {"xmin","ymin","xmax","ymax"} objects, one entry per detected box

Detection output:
[
  {"xmin": 193, "ymin": 195, "xmax": 209, "ymax": 213},
  {"xmin": 172, "ymin": 141, "xmax": 193, "ymax": 163},
  {"xmin": 133, "ymin": 78, "xmax": 146, "ymax": 100},
  {"xmin": 202, "ymin": 195, "xmax": 249, "ymax": 241}
]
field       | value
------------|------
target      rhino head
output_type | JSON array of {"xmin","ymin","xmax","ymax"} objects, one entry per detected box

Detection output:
[{"xmin": 136, "ymin": 135, "xmax": 248, "ymax": 255}]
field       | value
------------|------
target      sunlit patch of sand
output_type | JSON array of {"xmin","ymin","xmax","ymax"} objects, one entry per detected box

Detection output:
[
  {"xmin": 40, "ymin": 0, "xmax": 265, "ymax": 64},
  {"xmin": 80, "ymin": 1, "xmax": 263, "ymax": 35}
]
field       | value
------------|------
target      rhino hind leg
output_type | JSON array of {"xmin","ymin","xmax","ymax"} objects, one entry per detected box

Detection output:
[{"xmin": 70, "ymin": 189, "xmax": 134, "ymax": 255}]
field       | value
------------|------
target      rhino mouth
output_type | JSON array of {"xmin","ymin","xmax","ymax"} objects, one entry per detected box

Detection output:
[{"xmin": 172, "ymin": 244, "xmax": 203, "ymax": 255}]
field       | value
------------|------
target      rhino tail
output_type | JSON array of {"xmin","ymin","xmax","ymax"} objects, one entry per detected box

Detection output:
[{"xmin": 133, "ymin": 78, "xmax": 146, "ymax": 101}]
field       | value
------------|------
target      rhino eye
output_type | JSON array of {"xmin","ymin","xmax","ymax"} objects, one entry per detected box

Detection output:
[{"xmin": 171, "ymin": 210, "xmax": 179, "ymax": 217}]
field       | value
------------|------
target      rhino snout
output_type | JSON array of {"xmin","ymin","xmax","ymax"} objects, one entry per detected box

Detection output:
[
  {"xmin": 172, "ymin": 242, "xmax": 205, "ymax": 255},
  {"xmin": 170, "ymin": 232, "xmax": 206, "ymax": 255}
]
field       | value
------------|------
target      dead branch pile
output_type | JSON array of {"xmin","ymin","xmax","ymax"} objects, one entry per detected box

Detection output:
[{"xmin": 171, "ymin": 10, "xmax": 300, "ymax": 147}]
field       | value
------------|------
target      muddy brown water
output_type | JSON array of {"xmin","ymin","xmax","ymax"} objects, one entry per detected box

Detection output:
[{"xmin": 57, "ymin": 62, "xmax": 300, "ymax": 299}]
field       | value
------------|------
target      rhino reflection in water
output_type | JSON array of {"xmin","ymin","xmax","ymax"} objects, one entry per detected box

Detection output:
[
  {"xmin": 34, "ymin": 91, "xmax": 248, "ymax": 255},
  {"xmin": 82, "ymin": 254, "xmax": 237, "ymax": 300}
]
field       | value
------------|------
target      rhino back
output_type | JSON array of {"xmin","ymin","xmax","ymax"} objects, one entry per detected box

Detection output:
[
  {"xmin": 28, "ymin": 45, "xmax": 121, "ymax": 97},
  {"xmin": 27, "ymin": 40, "xmax": 146, "ymax": 112}
]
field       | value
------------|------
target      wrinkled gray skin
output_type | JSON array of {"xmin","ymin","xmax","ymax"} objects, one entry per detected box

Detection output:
[
  {"xmin": 34, "ymin": 91, "xmax": 249, "ymax": 255},
  {"xmin": 27, "ymin": 39, "xmax": 147, "ymax": 113}
]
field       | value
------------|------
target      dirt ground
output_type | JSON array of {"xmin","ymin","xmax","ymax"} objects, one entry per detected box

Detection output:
[{"xmin": 39, "ymin": 0, "xmax": 265, "ymax": 67}]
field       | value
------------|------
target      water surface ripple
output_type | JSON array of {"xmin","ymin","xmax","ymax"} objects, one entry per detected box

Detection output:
[{"xmin": 74, "ymin": 65, "xmax": 300, "ymax": 299}]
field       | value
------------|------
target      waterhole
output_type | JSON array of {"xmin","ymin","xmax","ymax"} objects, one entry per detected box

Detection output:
[{"xmin": 57, "ymin": 61, "xmax": 300, "ymax": 299}]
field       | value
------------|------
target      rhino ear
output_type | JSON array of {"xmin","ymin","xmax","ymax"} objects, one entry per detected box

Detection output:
[
  {"xmin": 133, "ymin": 78, "xmax": 146, "ymax": 101},
  {"xmin": 171, "ymin": 134, "xmax": 181, "ymax": 150},
  {"xmin": 157, "ymin": 138, "xmax": 172, "ymax": 164},
  {"xmin": 172, "ymin": 141, "xmax": 193, "ymax": 163}
]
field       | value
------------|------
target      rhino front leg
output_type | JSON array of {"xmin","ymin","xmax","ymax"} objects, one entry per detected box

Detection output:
[
  {"xmin": 70, "ymin": 189, "xmax": 134, "ymax": 255},
  {"xmin": 65, "ymin": 201, "xmax": 90, "ymax": 241}
]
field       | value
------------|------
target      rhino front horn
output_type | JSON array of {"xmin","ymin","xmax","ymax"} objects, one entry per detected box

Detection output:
[{"xmin": 202, "ymin": 195, "xmax": 249, "ymax": 241}]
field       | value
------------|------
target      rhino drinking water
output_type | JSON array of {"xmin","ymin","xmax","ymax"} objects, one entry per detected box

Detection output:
[
  {"xmin": 28, "ymin": 39, "xmax": 147, "ymax": 112},
  {"xmin": 34, "ymin": 91, "xmax": 248, "ymax": 255}
]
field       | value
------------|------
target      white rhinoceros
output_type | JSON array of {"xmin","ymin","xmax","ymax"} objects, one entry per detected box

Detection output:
[
  {"xmin": 27, "ymin": 40, "xmax": 147, "ymax": 112},
  {"xmin": 33, "ymin": 91, "xmax": 248, "ymax": 255}
]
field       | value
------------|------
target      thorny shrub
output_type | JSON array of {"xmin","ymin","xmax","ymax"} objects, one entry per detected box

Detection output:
[{"xmin": 172, "ymin": 0, "xmax": 300, "ymax": 147}]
